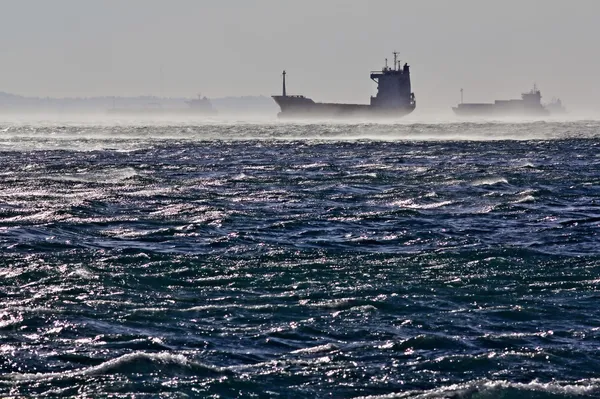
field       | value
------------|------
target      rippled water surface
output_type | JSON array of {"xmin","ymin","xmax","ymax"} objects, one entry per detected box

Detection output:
[{"xmin": 0, "ymin": 120, "xmax": 599, "ymax": 398}]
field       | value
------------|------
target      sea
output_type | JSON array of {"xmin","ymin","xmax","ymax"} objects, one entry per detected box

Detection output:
[{"xmin": 0, "ymin": 117, "xmax": 599, "ymax": 398}]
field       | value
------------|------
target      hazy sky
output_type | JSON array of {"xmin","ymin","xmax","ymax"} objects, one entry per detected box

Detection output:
[{"xmin": 1, "ymin": 0, "xmax": 599, "ymax": 111}]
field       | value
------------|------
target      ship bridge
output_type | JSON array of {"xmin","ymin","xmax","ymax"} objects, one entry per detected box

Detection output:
[{"xmin": 370, "ymin": 52, "xmax": 415, "ymax": 109}]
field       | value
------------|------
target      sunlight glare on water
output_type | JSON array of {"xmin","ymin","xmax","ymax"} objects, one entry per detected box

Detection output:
[{"xmin": 0, "ymin": 119, "xmax": 599, "ymax": 398}]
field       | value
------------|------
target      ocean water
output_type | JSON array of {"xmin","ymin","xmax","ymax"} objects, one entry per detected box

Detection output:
[{"xmin": 0, "ymin": 119, "xmax": 599, "ymax": 398}]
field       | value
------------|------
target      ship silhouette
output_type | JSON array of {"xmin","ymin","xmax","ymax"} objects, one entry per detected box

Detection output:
[
  {"xmin": 452, "ymin": 85, "xmax": 565, "ymax": 117},
  {"xmin": 108, "ymin": 94, "xmax": 216, "ymax": 116},
  {"xmin": 272, "ymin": 52, "xmax": 416, "ymax": 119},
  {"xmin": 545, "ymin": 98, "xmax": 567, "ymax": 114}
]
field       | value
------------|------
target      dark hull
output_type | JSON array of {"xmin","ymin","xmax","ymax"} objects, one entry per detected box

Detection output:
[
  {"xmin": 452, "ymin": 106, "xmax": 549, "ymax": 117},
  {"xmin": 273, "ymin": 96, "xmax": 415, "ymax": 119}
]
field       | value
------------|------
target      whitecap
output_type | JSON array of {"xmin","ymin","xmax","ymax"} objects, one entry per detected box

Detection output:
[
  {"xmin": 296, "ymin": 162, "xmax": 329, "ymax": 169},
  {"xmin": 392, "ymin": 199, "xmax": 453, "ymax": 209},
  {"xmin": 290, "ymin": 343, "xmax": 337, "ymax": 355},
  {"xmin": 2, "ymin": 352, "xmax": 220, "ymax": 382},
  {"xmin": 512, "ymin": 195, "xmax": 536, "ymax": 203},
  {"xmin": 472, "ymin": 177, "xmax": 509, "ymax": 186},
  {"xmin": 353, "ymin": 378, "xmax": 600, "ymax": 399}
]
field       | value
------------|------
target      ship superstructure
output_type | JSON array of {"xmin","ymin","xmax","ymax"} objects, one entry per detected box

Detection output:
[
  {"xmin": 272, "ymin": 52, "xmax": 416, "ymax": 118},
  {"xmin": 545, "ymin": 97, "xmax": 567, "ymax": 114},
  {"xmin": 185, "ymin": 94, "xmax": 216, "ymax": 113}
]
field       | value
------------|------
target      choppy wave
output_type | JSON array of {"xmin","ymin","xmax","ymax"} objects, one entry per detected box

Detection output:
[
  {"xmin": 0, "ymin": 121, "xmax": 599, "ymax": 397},
  {"xmin": 356, "ymin": 378, "xmax": 600, "ymax": 398}
]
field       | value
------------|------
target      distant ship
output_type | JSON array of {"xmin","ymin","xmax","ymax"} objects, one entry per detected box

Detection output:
[
  {"xmin": 545, "ymin": 98, "xmax": 567, "ymax": 115},
  {"xmin": 184, "ymin": 94, "xmax": 217, "ymax": 114},
  {"xmin": 272, "ymin": 52, "xmax": 416, "ymax": 119},
  {"xmin": 452, "ymin": 85, "xmax": 563, "ymax": 117},
  {"xmin": 108, "ymin": 94, "xmax": 217, "ymax": 115}
]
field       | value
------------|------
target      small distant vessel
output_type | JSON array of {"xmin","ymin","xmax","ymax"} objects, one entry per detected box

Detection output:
[
  {"xmin": 184, "ymin": 94, "xmax": 217, "ymax": 113},
  {"xmin": 545, "ymin": 98, "xmax": 567, "ymax": 115},
  {"xmin": 272, "ymin": 52, "xmax": 416, "ymax": 119},
  {"xmin": 453, "ymin": 85, "xmax": 556, "ymax": 117},
  {"xmin": 108, "ymin": 94, "xmax": 217, "ymax": 116}
]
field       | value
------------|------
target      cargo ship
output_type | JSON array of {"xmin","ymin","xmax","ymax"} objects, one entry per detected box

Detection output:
[
  {"xmin": 184, "ymin": 94, "xmax": 217, "ymax": 114},
  {"xmin": 272, "ymin": 52, "xmax": 416, "ymax": 118},
  {"xmin": 452, "ymin": 85, "xmax": 554, "ymax": 117},
  {"xmin": 107, "ymin": 94, "xmax": 217, "ymax": 116},
  {"xmin": 546, "ymin": 98, "xmax": 567, "ymax": 114}
]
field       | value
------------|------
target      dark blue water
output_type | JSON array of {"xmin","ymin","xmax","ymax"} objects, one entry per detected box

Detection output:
[{"xmin": 0, "ymin": 121, "xmax": 599, "ymax": 398}]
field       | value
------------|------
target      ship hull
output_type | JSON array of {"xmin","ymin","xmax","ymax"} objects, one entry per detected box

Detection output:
[
  {"xmin": 452, "ymin": 107, "xmax": 549, "ymax": 117},
  {"xmin": 272, "ymin": 96, "xmax": 415, "ymax": 119},
  {"xmin": 453, "ymin": 87, "xmax": 555, "ymax": 117}
]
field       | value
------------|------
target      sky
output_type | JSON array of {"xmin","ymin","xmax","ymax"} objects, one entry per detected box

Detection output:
[{"xmin": 0, "ymin": 0, "xmax": 598, "ymax": 112}]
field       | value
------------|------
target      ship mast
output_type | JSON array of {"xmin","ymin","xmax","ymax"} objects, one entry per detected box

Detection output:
[
  {"xmin": 393, "ymin": 51, "xmax": 399, "ymax": 71},
  {"xmin": 282, "ymin": 70, "xmax": 287, "ymax": 97}
]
